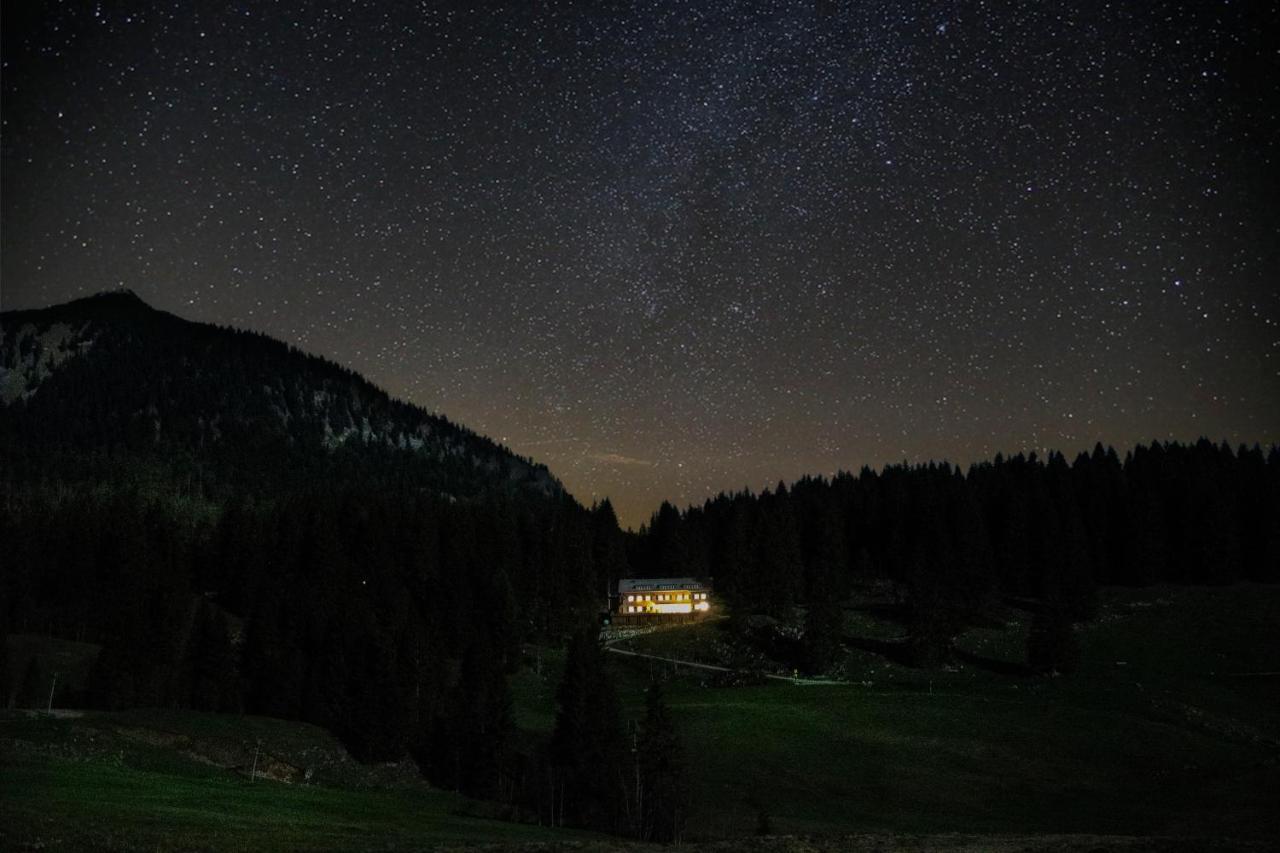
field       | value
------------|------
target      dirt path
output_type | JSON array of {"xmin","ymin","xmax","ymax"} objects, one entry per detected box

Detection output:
[{"xmin": 604, "ymin": 644, "xmax": 850, "ymax": 686}]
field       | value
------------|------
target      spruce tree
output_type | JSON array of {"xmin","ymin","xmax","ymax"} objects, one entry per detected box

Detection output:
[
  {"xmin": 757, "ymin": 484, "xmax": 803, "ymax": 615},
  {"xmin": 591, "ymin": 499, "xmax": 629, "ymax": 595},
  {"xmin": 548, "ymin": 628, "xmax": 628, "ymax": 831},
  {"xmin": 638, "ymin": 682, "xmax": 686, "ymax": 842},
  {"xmin": 651, "ymin": 501, "xmax": 690, "ymax": 577},
  {"xmin": 451, "ymin": 635, "xmax": 516, "ymax": 800}
]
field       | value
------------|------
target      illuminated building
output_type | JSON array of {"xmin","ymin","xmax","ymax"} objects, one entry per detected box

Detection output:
[{"xmin": 615, "ymin": 577, "xmax": 713, "ymax": 622}]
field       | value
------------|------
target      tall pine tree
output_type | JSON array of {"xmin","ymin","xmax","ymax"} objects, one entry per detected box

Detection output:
[
  {"xmin": 638, "ymin": 682, "xmax": 686, "ymax": 842},
  {"xmin": 547, "ymin": 628, "xmax": 628, "ymax": 831}
]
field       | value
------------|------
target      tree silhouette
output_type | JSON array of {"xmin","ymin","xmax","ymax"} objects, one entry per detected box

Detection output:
[
  {"xmin": 638, "ymin": 682, "xmax": 686, "ymax": 842},
  {"xmin": 548, "ymin": 628, "xmax": 628, "ymax": 831}
]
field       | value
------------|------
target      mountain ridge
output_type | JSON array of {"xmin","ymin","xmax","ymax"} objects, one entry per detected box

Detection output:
[{"xmin": 0, "ymin": 289, "xmax": 562, "ymax": 501}]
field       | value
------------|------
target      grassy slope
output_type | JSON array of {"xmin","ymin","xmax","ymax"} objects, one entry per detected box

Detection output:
[
  {"xmin": 4, "ymin": 585, "xmax": 1276, "ymax": 850},
  {"xmin": 0, "ymin": 711, "xmax": 601, "ymax": 853},
  {"xmin": 533, "ymin": 584, "xmax": 1280, "ymax": 842}
]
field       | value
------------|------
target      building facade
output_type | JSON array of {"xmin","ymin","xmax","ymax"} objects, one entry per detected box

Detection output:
[{"xmin": 615, "ymin": 577, "xmax": 712, "ymax": 621}]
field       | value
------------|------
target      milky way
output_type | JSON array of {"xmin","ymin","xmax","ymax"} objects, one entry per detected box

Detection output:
[{"xmin": 3, "ymin": 1, "xmax": 1278, "ymax": 527}]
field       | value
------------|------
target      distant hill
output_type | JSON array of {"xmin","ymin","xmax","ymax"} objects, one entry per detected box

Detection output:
[
  {"xmin": 0, "ymin": 290, "xmax": 560, "ymax": 500},
  {"xmin": 0, "ymin": 294, "xmax": 620, "ymax": 773}
]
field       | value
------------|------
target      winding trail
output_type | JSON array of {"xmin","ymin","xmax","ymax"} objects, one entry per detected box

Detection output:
[{"xmin": 604, "ymin": 640, "xmax": 852, "ymax": 686}]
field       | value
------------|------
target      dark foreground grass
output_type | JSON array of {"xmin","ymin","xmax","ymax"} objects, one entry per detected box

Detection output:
[
  {"xmin": 3, "ymin": 754, "xmax": 538, "ymax": 852},
  {"xmin": 659, "ymin": 679, "xmax": 1278, "ymax": 841},
  {"xmin": 4, "ymin": 585, "xmax": 1276, "ymax": 851},
  {"xmin": 0, "ymin": 713, "xmax": 601, "ymax": 853},
  {"xmin": 595, "ymin": 584, "xmax": 1280, "ymax": 842}
]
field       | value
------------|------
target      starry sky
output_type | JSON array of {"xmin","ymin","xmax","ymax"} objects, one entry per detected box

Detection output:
[{"xmin": 3, "ymin": 1, "xmax": 1278, "ymax": 527}]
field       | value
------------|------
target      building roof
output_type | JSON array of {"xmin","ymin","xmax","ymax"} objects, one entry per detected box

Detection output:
[{"xmin": 617, "ymin": 577, "xmax": 710, "ymax": 593}]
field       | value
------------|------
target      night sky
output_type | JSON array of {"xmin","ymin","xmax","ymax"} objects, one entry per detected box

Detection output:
[{"xmin": 3, "ymin": 1, "xmax": 1278, "ymax": 527}]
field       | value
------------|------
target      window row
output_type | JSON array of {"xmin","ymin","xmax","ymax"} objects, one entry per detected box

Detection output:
[{"xmin": 624, "ymin": 592, "xmax": 708, "ymax": 602}]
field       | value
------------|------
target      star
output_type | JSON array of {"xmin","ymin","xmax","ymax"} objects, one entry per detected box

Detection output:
[{"xmin": 2, "ymin": 0, "xmax": 1277, "ymax": 527}]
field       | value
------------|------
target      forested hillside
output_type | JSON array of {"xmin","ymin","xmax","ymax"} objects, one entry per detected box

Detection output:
[
  {"xmin": 1, "ymin": 291, "xmax": 629, "ymax": 801},
  {"xmin": 633, "ymin": 440, "xmax": 1280, "ymax": 668},
  {"xmin": 0, "ymin": 290, "xmax": 557, "ymax": 499},
  {"xmin": 3, "ymin": 294, "xmax": 1278, "ymax": 838}
]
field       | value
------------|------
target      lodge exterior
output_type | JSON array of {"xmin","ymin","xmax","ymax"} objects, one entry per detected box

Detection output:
[{"xmin": 614, "ymin": 577, "xmax": 712, "ymax": 623}]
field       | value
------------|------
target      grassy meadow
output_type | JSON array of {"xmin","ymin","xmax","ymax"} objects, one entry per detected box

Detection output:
[
  {"xmin": 0, "ymin": 710, "xmax": 603, "ymax": 852},
  {"xmin": 4, "ymin": 584, "xmax": 1277, "ymax": 851},
  {"xmin": 524, "ymin": 584, "xmax": 1280, "ymax": 842}
]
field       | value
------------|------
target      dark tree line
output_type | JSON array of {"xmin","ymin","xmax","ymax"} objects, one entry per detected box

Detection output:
[
  {"xmin": 0, "ymin": 292, "xmax": 661, "ymax": 834},
  {"xmin": 2, "ymin": 436, "xmax": 1275, "ymax": 834},
  {"xmin": 632, "ymin": 440, "xmax": 1280, "ymax": 668},
  {"xmin": 541, "ymin": 630, "xmax": 686, "ymax": 840},
  {"xmin": 1, "ymin": 483, "xmax": 623, "ymax": 765},
  {"xmin": 5, "ymin": 440, "xmax": 1277, "ymax": 680},
  {"xmin": 0, "ymin": 476, "xmax": 681, "ymax": 837}
]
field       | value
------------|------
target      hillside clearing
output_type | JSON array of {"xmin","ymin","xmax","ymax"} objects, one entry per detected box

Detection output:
[{"xmin": 545, "ymin": 584, "xmax": 1280, "ymax": 842}]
